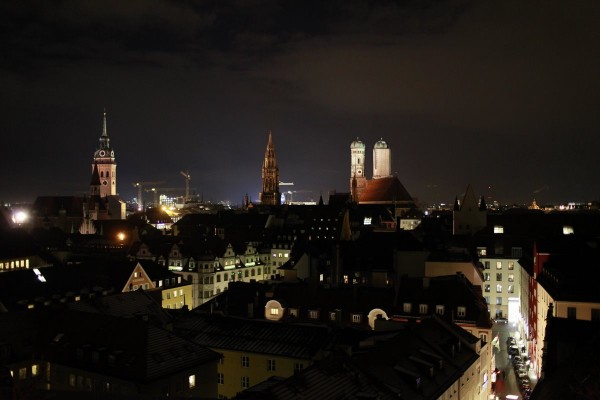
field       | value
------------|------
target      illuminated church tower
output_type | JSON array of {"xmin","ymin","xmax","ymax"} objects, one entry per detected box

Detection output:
[
  {"xmin": 350, "ymin": 138, "xmax": 367, "ymax": 202},
  {"xmin": 373, "ymin": 138, "xmax": 391, "ymax": 179},
  {"xmin": 259, "ymin": 131, "xmax": 280, "ymax": 205},
  {"xmin": 92, "ymin": 110, "xmax": 117, "ymax": 197}
]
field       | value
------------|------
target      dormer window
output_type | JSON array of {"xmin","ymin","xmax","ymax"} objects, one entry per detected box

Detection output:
[
  {"xmin": 436, "ymin": 305, "xmax": 444, "ymax": 315},
  {"xmin": 351, "ymin": 314, "xmax": 361, "ymax": 323},
  {"xmin": 308, "ymin": 310, "xmax": 319, "ymax": 319},
  {"xmin": 403, "ymin": 303, "xmax": 412, "ymax": 313},
  {"xmin": 563, "ymin": 225, "xmax": 574, "ymax": 235},
  {"xmin": 329, "ymin": 312, "xmax": 336, "ymax": 321},
  {"xmin": 419, "ymin": 304, "xmax": 428, "ymax": 314},
  {"xmin": 457, "ymin": 306, "xmax": 466, "ymax": 318}
]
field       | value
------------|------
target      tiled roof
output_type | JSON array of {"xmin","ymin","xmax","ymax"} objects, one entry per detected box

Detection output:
[
  {"xmin": 42, "ymin": 309, "xmax": 219, "ymax": 382},
  {"xmin": 175, "ymin": 312, "xmax": 331, "ymax": 359},
  {"xmin": 238, "ymin": 352, "xmax": 399, "ymax": 400},
  {"xmin": 359, "ymin": 176, "xmax": 413, "ymax": 204}
]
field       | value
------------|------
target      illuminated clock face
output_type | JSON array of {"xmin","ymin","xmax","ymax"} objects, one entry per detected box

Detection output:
[
  {"xmin": 102, "ymin": 180, "xmax": 108, "ymax": 185},
  {"xmin": 99, "ymin": 150, "xmax": 105, "ymax": 157}
]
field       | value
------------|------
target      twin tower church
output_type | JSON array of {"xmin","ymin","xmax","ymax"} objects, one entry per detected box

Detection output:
[{"xmin": 259, "ymin": 133, "xmax": 415, "ymax": 209}]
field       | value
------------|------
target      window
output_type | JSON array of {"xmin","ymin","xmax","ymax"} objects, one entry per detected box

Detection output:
[
  {"xmin": 567, "ymin": 307, "xmax": 577, "ymax": 319},
  {"xmin": 496, "ymin": 297, "xmax": 502, "ymax": 305},
  {"xmin": 496, "ymin": 261, "xmax": 502, "ymax": 270},
  {"xmin": 494, "ymin": 225, "xmax": 504, "ymax": 234},
  {"xmin": 477, "ymin": 247, "xmax": 487, "ymax": 256},
  {"xmin": 294, "ymin": 362, "xmax": 304, "ymax": 372},
  {"xmin": 484, "ymin": 296, "xmax": 490, "ymax": 304},
  {"xmin": 484, "ymin": 284, "xmax": 490, "ymax": 292},
  {"xmin": 267, "ymin": 359, "xmax": 276, "ymax": 371},
  {"xmin": 241, "ymin": 376, "xmax": 250, "ymax": 389},
  {"xmin": 508, "ymin": 273, "xmax": 514, "ymax": 282},
  {"xmin": 484, "ymin": 261, "xmax": 490, "ymax": 269},
  {"xmin": 436, "ymin": 305, "xmax": 444, "ymax": 315},
  {"xmin": 217, "ymin": 373, "xmax": 224, "ymax": 385},
  {"xmin": 496, "ymin": 284, "xmax": 502, "ymax": 293},
  {"xmin": 18, "ymin": 368, "xmax": 26, "ymax": 380},
  {"xmin": 351, "ymin": 314, "xmax": 361, "ymax": 323},
  {"xmin": 563, "ymin": 226, "xmax": 574, "ymax": 235},
  {"xmin": 308, "ymin": 310, "xmax": 319, "ymax": 319},
  {"xmin": 403, "ymin": 303, "xmax": 412, "ymax": 313},
  {"xmin": 457, "ymin": 306, "xmax": 466, "ymax": 317},
  {"xmin": 270, "ymin": 308, "xmax": 279, "ymax": 316},
  {"xmin": 419, "ymin": 304, "xmax": 428, "ymax": 314},
  {"xmin": 592, "ymin": 309, "xmax": 600, "ymax": 321},
  {"xmin": 480, "ymin": 333, "xmax": 487, "ymax": 343},
  {"xmin": 507, "ymin": 285, "xmax": 514, "ymax": 294},
  {"xmin": 484, "ymin": 273, "xmax": 490, "ymax": 281},
  {"xmin": 508, "ymin": 262, "xmax": 515, "ymax": 270},
  {"xmin": 329, "ymin": 312, "xmax": 336, "ymax": 321},
  {"xmin": 216, "ymin": 274, "xmax": 221, "ymax": 282},
  {"xmin": 496, "ymin": 273, "xmax": 502, "ymax": 281},
  {"xmin": 188, "ymin": 374, "xmax": 196, "ymax": 389},
  {"xmin": 31, "ymin": 364, "xmax": 39, "ymax": 377},
  {"xmin": 241, "ymin": 355, "xmax": 249, "ymax": 368}
]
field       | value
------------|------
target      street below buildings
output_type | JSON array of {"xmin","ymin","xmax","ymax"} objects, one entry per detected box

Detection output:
[{"xmin": 491, "ymin": 321, "xmax": 537, "ymax": 399}]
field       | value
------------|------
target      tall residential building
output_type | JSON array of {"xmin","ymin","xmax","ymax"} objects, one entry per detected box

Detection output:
[
  {"xmin": 259, "ymin": 131, "xmax": 280, "ymax": 205},
  {"xmin": 92, "ymin": 110, "xmax": 117, "ymax": 197}
]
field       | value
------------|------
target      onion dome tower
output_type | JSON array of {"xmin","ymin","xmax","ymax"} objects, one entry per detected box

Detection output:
[
  {"xmin": 92, "ymin": 110, "xmax": 117, "ymax": 197},
  {"xmin": 350, "ymin": 138, "xmax": 367, "ymax": 202},
  {"xmin": 373, "ymin": 138, "xmax": 391, "ymax": 179}
]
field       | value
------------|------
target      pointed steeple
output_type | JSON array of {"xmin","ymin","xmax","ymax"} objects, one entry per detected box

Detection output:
[
  {"xmin": 102, "ymin": 108, "xmax": 108, "ymax": 137},
  {"xmin": 90, "ymin": 162, "xmax": 101, "ymax": 195},
  {"xmin": 260, "ymin": 130, "xmax": 280, "ymax": 205},
  {"xmin": 479, "ymin": 195, "xmax": 487, "ymax": 211}
]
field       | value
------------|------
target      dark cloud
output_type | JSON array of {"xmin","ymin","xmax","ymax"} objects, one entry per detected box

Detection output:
[{"xmin": 0, "ymin": 0, "xmax": 599, "ymax": 205}]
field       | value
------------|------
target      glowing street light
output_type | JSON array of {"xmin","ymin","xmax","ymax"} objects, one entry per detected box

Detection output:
[
  {"xmin": 117, "ymin": 232, "xmax": 126, "ymax": 241},
  {"xmin": 12, "ymin": 210, "xmax": 28, "ymax": 225}
]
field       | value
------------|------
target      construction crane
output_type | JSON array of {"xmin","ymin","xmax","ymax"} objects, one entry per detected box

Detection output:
[
  {"xmin": 180, "ymin": 170, "xmax": 191, "ymax": 203},
  {"xmin": 133, "ymin": 181, "xmax": 164, "ymax": 211}
]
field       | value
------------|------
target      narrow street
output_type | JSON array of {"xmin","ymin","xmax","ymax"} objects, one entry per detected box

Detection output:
[{"xmin": 491, "ymin": 321, "xmax": 537, "ymax": 399}]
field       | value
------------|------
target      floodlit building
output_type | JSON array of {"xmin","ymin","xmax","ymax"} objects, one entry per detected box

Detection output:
[{"xmin": 259, "ymin": 131, "xmax": 280, "ymax": 205}]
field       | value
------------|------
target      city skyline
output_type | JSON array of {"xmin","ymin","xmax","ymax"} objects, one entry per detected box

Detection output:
[{"xmin": 1, "ymin": 0, "xmax": 599, "ymax": 205}]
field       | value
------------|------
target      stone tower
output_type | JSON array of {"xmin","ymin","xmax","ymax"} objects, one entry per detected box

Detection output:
[
  {"xmin": 92, "ymin": 110, "xmax": 117, "ymax": 197},
  {"xmin": 350, "ymin": 138, "xmax": 366, "ymax": 202},
  {"xmin": 259, "ymin": 131, "xmax": 280, "ymax": 205},
  {"xmin": 373, "ymin": 138, "xmax": 391, "ymax": 179}
]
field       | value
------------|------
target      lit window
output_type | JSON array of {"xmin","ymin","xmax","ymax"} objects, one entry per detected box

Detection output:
[
  {"xmin": 403, "ymin": 303, "xmax": 412, "ymax": 313},
  {"xmin": 563, "ymin": 226, "xmax": 574, "ymax": 235},
  {"xmin": 188, "ymin": 374, "xmax": 196, "ymax": 389},
  {"xmin": 419, "ymin": 304, "xmax": 428, "ymax": 314},
  {"xmin": 241, "ymin": 355, "xmax": 249, "ymax": 368},
  {"xmin": 457, "ymin": 306, "xmax": 466, "ymax": 317},
  {"xmin": 508, "ymin": 262, "xmax": 514, "ymax": 270},
  {"xmin": 308, "ymin": 310, "xmax": 319, "ymax": 319},
  {"xmin": 496, "ymin": 297, "xmax": 502, "ymax": 305},
  {"xmin": 484, "ymin": 273, "xmax": 490, "ymax": 281},
  {"xmin": 494, "ymin": 225, "xmax": 504, "ymax": 234},
  {"xmin": 351, "ymin": 314, "xmax": 361, "ymax": 323},
  {"xmin": 436, "ymin": 305, "xmax": 444, "ymax": 315},
  {"xmin": 507, "ymin": 285, "xmax": 514, "ymax": 294},
  {"xmin": 496, "ymin": 284, "xmax": 502, "ymax": 293},
  {"xmin": 485, "ymin": 284, "xmax": 490, "ymax": 292},
  {"xmin": 270, "ymin": 308, "xmax": 279, "ymax": 316},
  {"xmin": 496, "ymin": 261, "xmax": 502, "ymax": 269},
  {"xmin": 31, "ymin": 365, "xmax": 39, "ymax": 377}
]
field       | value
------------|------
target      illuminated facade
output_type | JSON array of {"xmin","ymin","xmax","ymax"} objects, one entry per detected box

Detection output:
[
  {"xmin": 259, "ymin": 131, "xmax": 280, "ymax": 205},
  {"xmin": 350, "ymin": 138, "xmax": 367, "ymax": 202},
  {"xmin": 372, "ymin": 138, "xmax": 391, "ymax": 179},
  {"xmin": 92, "ymin": 110, "xmax": 117, "ymax": 197}
]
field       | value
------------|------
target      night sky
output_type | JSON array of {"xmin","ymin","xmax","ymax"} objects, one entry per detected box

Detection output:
[{"xmin": 1, "ymin": 0, "xmax": 599, "ymax": 206}]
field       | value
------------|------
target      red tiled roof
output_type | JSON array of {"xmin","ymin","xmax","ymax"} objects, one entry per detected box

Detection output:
[{"xmin": 359, "ymin": 176, "xmax": 413, "ymax": 204}]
